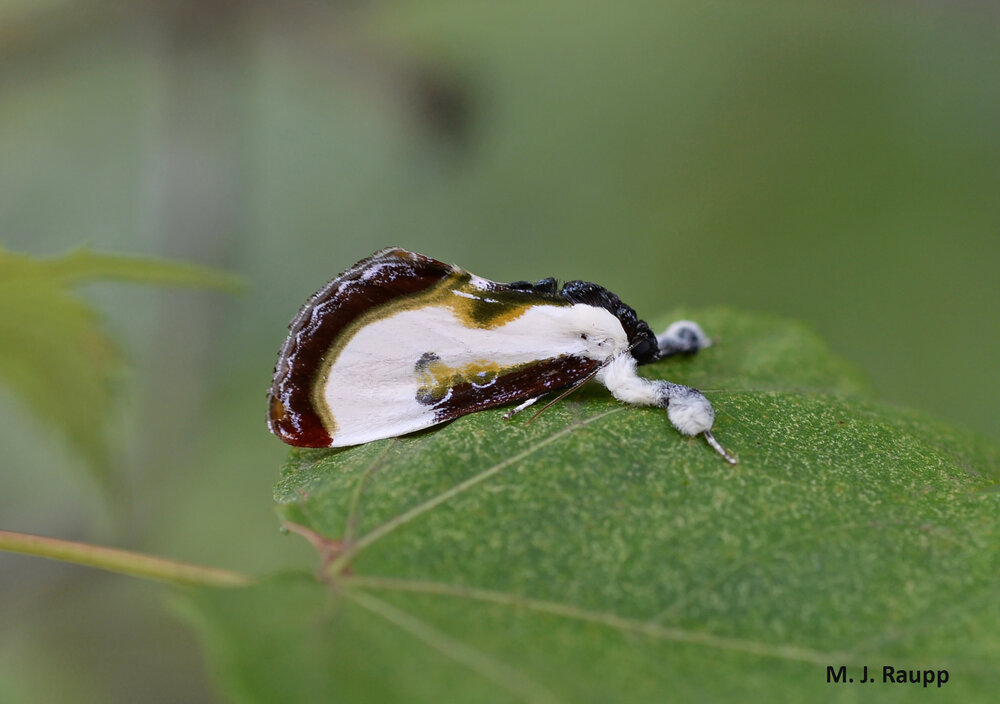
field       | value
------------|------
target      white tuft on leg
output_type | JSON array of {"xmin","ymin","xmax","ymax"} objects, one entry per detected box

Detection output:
[
  {"xmin": 596, "ymin": 352, "xmax": 735, "ymax": 463},
  {"xmin": 597, "ymin": 354, "xmax": 715, "ymax": 435},
  {"xmin": 596, "ymin": 354, "xmax": 662, "ymax": 406},
  {"xmin": 663, "ymin": 386, "xmax": 714, "ymax": 436}
]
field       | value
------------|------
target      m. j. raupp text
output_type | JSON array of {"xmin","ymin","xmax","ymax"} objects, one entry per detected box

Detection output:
[{"xmin": 826, "ymin": 666, "xmax": 949, "ymax": 687}]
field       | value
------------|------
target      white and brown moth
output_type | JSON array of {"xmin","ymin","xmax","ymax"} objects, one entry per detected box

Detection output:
[{"xmin": 267, "ymin": 248, "xmax": 736, "ymax": 463}]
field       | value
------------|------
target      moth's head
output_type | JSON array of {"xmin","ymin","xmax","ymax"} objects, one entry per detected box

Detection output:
[{"xmin": 565, "ymin": 304, "xmax": 630, "ymax": 358}]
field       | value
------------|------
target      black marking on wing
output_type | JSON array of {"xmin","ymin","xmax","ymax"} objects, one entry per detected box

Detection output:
[{"xmin": 506, "ymin": 277, "xmax": 560, "ymax": 296}]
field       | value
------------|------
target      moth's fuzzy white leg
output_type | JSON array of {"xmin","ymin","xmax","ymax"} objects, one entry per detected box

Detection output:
[
  {"xmin": 657, "ymin": 320, "xmax": 712, "ymax": 357},
  {"xmin": 597, "ymin": 355, "xmax": 715, "ymax": 434},
  {"xmin": 596, "ymin": 355, "xmax": 667, "ymax": 407},
  {"xmin": 597, "ymin": 353, "xmax": 737, "ymax": 464},
  {"xmin": 503, "ymin": 395, "xmax": 544, "ymax": 420}
]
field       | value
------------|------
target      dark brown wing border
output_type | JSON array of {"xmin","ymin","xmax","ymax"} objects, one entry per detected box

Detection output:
[
  {"xmin": 429, "ymin": 355, "xmax": 602, "ymax": 422},
  {"xmin": 267, "ymin": 248, "xmax": 456, "ymax": 447}
]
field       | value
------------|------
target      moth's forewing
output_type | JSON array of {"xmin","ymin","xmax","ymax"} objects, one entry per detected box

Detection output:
[
  {"xmin": 268, "ymin": 248, "xmax": 600, "ymax": 447},
  {"xmin": 268, "ymin": 248, "xmax": 454, "ymax": 446}
]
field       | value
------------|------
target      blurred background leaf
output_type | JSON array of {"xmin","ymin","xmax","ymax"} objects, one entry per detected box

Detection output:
[
  {"xmin": 181, "ymin": 309, "xmax": 1000, "ymax": 704},
  {"xmin": 0, "ymin": 246, "xmax": 241, "ymax": 490},
  {"xmin": 1, "ymin": 0, "xmax": 998, "ymax": 701}
]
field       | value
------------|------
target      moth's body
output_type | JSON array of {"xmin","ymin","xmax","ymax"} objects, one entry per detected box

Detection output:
[{"xmin": 268, "ymin": 248, "xmax": 735, "ymax": 463}]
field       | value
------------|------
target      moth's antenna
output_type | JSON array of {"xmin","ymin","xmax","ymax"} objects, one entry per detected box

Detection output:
[
  {"xmin": 526, "ymin": 364, "xmax": 603, "ymax": 424},
  {"xmin": 525, "ymin": 341, "xmax": 647, "ymax": 424},
  {"xmin": 703, "ymin": 430, "xmax": 738, "ymax": 465},
  {"xmin": 525, "ymin": 341, "xmax": 650, "ymax": 424}
]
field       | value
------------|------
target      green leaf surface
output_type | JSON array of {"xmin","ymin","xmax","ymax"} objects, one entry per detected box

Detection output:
[
  {"xmin": 186, "ymin": 309, "xmax": 998, "ymax": 703},
  {"xmin": 0, "ymin": 247, "xmax": 242, "ymax": 488}
]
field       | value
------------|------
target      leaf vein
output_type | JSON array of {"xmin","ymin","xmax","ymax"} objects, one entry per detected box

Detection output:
[
  {"xmin": 345, "ymin": 588, "xmax": 562, "ymax": 704},
  {"xmin": 344, "ymin": 439, "xmax": 398, "ymax": 544},
  {"xmin": 345, "ymin": 575, "xmax": 852, "ymax": 666}
]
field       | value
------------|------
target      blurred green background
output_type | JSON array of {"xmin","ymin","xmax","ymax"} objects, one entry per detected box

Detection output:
[{"xmin": 1, "ymin": 1, "xmax": 998, "ymax": 701}]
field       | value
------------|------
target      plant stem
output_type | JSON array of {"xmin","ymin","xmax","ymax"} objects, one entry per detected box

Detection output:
[{"xmin": 0, "ymin": 530, "xmax": 253, "ymax": 587}]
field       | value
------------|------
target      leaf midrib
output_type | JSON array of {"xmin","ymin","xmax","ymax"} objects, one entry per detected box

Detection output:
[{"xmin": 342, "ymin": 575, "xmax": 852, "ymax": 666}]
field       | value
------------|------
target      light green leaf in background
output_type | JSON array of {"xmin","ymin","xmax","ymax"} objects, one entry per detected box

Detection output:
[
  {"xmin": 0, "ymin": 246, "xmax": 242, "ymax": 489},
  {"xmin": 181, "ymin": 309, "xmax": 999, "ymax": 703}
]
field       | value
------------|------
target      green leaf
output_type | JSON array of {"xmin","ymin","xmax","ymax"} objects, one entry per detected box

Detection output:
[
  {"xmin": 0, "ymin": 247, "xmax": 243, "ymax": 488},
  {"xmin": 30, "ymin": 248, "xmax": 244, "ymax": 292},
  {"xmin": 186, "ymin": 309, "xmax": 999, "ymax": 703}
]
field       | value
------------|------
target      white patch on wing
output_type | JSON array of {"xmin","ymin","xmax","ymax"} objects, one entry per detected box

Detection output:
[
  {"xmin": 467, "ymin": 274, "xmax": 493, "ymax": 290},
  {"xmin": 322, "ymin": 303, "xmax": 627, "ymax": 446}
]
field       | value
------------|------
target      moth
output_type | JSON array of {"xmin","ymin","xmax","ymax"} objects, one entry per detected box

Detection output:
[{"xmin": 267, "ymin": 247, "xmax": 736, "ymax": 463}]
